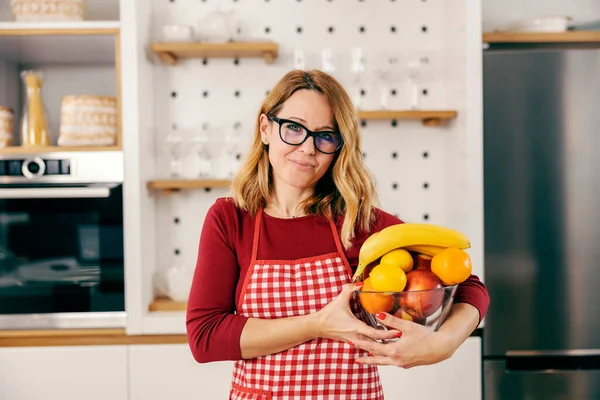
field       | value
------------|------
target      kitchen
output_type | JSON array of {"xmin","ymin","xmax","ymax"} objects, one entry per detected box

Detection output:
[{"xmin": 0, "ymin": 0, "xmax": 598, "ymax": 399}]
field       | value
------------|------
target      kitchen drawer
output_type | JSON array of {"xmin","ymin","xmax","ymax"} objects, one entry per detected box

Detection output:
[{"xmin": 0, "ymin": 345, "xmax": 128, "ymax": 400}]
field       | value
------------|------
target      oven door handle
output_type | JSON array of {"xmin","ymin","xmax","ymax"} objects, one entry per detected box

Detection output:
[{"xmin": 0, "ymin": 187, "xmax": 111, "ymax": 199}]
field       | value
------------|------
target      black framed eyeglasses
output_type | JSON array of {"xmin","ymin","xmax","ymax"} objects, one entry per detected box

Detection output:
[{"xmin": 268, "ymin": 115, "xmax": 343, "ymax": 154}]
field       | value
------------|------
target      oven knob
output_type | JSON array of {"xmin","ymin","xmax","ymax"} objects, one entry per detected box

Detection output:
[{"xmin": 22, "ymin": 156, "xmax": 46, "ymax": 179}]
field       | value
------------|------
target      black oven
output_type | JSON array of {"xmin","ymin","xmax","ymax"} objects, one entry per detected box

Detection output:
[{"xmin": 0, "ymin": 151, "xmax": 125, "ymax": 330}]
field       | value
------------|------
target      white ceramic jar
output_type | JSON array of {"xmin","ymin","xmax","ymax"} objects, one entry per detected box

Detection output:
[
  {"xmin": 10, "ymin": 0, "xmax": 85, "ymax": 22},
  {"xmin": 58, "ymin": 95, "xmax": 118, "ymax": 147}
]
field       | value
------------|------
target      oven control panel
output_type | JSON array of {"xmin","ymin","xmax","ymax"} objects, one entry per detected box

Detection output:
[{"xmin": 0, "ymin": 157, "xmax": 70, "ymax": 178}]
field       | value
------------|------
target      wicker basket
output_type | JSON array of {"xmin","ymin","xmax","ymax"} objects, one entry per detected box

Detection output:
[
  {"xmin": 58, "ymin": 95, "xmax": 117, "ymax": 147},
  {"xmin": 10, "ymin": 0, "xmax": 85, "ymax": 22},
  {"xmin": 0, "ymin": 106, "xmax": 14, "ymax": 148}
]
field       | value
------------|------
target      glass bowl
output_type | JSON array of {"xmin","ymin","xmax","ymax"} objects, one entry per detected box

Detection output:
[{"xmin": 354, "ymin": 284, "xmax": 458, "ymax": 339}]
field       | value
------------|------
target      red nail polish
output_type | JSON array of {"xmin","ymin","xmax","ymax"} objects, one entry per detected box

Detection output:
[
  {"xmin": 347, "ymin": 340, "xmax": 354, "ymax": 347},
  {"xmin": 368, "ymin": 352, "xmax": 374, "ymax": 357},
  {"xmin": 354, "ymin": 282, "xmax": 364, "ymax": 289},
  {"xmin": 394, "ymin": 331, "xmax": 403, "ymax": 338},
  {"xmin": 376, "ymin": 312, "xmax": 386, "ymax": 320}
]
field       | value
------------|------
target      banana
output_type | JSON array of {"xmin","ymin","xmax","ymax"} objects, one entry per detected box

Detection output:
[
  {"xmin": 354, "ymin": 223, "xmax": 470, "ymax": 280},
  {"xmin": 403, "ymin": 244, "xmax": 448, "ymax": 257}
]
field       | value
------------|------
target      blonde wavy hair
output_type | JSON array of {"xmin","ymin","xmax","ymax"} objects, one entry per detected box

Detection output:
[{"xmin": 231, "ymin": 69, "xmax": 378, "ymax": 249}]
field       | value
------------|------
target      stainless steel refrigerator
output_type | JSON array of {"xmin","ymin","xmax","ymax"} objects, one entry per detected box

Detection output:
[{"xmin": 482, "ymin": 46, "xmax": 600, "ymax": 399}]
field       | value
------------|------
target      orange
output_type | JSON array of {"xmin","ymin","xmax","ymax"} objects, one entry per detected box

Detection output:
[
  {"xmin": 369, "ymin": 262, "xmax": 407, "ymax": 292},
  {"xmin": 359, "ymin": 278, "xmax": 395, "ymax": 314},
  {"xmin": 431, "ymin": 248, "xmax": 472, "ymax": 285}
]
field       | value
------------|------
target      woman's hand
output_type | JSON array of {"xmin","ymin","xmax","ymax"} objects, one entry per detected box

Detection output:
[
  {"xmin": 351, "ymin": 312, "xmax": 453, "ymax": 369},
  {"xmin": 312, "ymin": 283, "xmax": 401, "ymax": 344},
  {"xmin": 351, "ymin": 303, "xmax": 480, "ymax": 368}
]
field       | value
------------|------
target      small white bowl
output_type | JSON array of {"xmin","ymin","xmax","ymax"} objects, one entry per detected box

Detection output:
[{"xmin": 161, "ymin": 25, "xmax": 194, "ymax": 42}]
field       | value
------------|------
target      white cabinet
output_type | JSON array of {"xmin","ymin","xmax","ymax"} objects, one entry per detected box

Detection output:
[
  {"xmin": 0, "ymin": 345, "xmax": 128, "ymax": 400},
  {"xmin": 128, "ymin": 344, "xmax": 234, "ymax": 400},
  {"xmin": 378, "ymin": 337, "xmax": 482, "ymax": 400}
]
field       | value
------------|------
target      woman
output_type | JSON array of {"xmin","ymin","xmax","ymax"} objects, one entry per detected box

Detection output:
[{"xmin": 186, "ymin": 69, "xmax": 490, "ymax": 399}]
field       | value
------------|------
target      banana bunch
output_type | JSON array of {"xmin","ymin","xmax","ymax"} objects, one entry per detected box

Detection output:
[{"xmin": 353, "ymin": 223, "xmax": 471, "ymax": 281}]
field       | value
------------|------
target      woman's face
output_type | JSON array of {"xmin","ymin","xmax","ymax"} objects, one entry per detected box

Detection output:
[{"xmin": 260, "ymin": 89, "xmax": 337, "ymax": 190}]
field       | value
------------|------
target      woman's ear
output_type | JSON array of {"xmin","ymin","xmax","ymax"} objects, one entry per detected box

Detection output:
[{"xmin": 259, "ymin": 113, "xmax": 269, "ymax": 145}]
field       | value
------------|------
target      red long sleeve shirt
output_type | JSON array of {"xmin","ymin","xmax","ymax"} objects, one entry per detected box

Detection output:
[{"xmin": 186, "ymin": 197, "xmax": 490, "ymax": 363}]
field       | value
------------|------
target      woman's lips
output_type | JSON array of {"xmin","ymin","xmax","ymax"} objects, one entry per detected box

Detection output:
[{"xmin": 290, "ymin": 159, "xmax": 315, "ymax": 171}]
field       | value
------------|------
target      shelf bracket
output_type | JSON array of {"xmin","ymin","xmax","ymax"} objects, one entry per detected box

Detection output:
[
  {"xmin": 157, "ymin": 51, "xmax": 178, "ymax": 66},
  {"xmin": 422, "ymin": 117, "xmax": 443, "ymax": 127}
]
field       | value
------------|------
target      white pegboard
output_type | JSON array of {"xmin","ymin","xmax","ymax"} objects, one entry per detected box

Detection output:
[{"xmin": 140, "ymin": 0, "xmax": 481, "ymax": 316}]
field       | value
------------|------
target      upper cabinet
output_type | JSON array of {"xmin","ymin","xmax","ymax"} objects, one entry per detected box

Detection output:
[{"xmin": 0, "ymin": 0, "xmax": 122, "ymax": 153}]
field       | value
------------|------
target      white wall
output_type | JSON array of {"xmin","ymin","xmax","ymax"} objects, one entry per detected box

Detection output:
[{"xmin": 482, "ymin": 0, "xmax": 600, "ymax": 31}]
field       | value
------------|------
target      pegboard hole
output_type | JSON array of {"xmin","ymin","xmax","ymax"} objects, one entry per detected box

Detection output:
[
  {"xmin": 202, "ymin": 59, "xmax": 208, "ymax": 66},
  {"xmin": 174, "ymin": 249, "xmax": 180, "ymax": 255},
  {"xmin": 391, "ymin": 151, "xmax": 398, "ymax": 159},
  {"xmin": 423, "ymin": 151, "xmax": 429, "ymax": 159},
  {"xmin": 422, "ymin": 88, "xmax": 428, "ymax": 95},
  {"xmin": 174, "ymin": 217, "xmax": 180, "ymax": 224},
  {"xmin": 392, "ymin": 183, "xmax": 399, "ymax": 190},
  {"xmin": 171, "ymin": 123, "xmax": 177, "ymax": 130},
  {"xmin": 236, "ymin": 153, "xmax": 242, "ymax": 161},
  {"xmin": 360, "ymin": 89, "xmax": 366, "ymax": 97},
  {"xmin": 234, "ymin": 58, "xmax": 240, "ymax": 66},
  {"xmin": 328, "ymin": 26, "xmax": 335, "ymax": 33},
  {"xmin": 265, "ymin": 26, "xmax": 271, "ymax": 34},
  {"xmin": 360, "ymin": 120, "xmax": 367, "ymax": 128},
  {"xmin": 423, "ymin": 182, "xmax": 429, "ymax": 189},
  {"xmin": 422, "ymin": 25, "xmax": 428, "ymax": 33},
  {"xmin": 391, "ymin": 26, "xmax": 397, "ymax": 33},
  {"xmin": 203, "ymin": 91, "xmax": 209, "ymax": 98},
  {"xmin": 234, "ymin": 90, "xmax": 241, "ymax": 97},
  {"xmin": 204, "ymin": 188, "xmax": 212, "ymax": 193},
  {"xmin": 391, "ymin": 120, "xmax": 397, "ymax": 127},
  {"xmin": 359, "ymin": 26, "xmax": 366, "ymax": 33},
  {"xmin": 297, "ymin": 26, "xmax": 303, "ymax": 34},
  {"xmin": 362, "ymin": 152, "xmax": 367, "ymax": 159},
  {"xmin": 170, "ymin": 91, "xmax": 177, "ymax": 98},
  {"xmin": 423, "ymin": 214, "xmax": 430, "ymax": 221},
  {"xmin": 265, "ymin": 90, "xmax": 270, "ymax": 96},
  {"xmin": 169, "ymin": 0, "xmax": 175, "ymax": 2},
  {"xmin": 391, "ymin": 89, "xmax": 397, "ymax": 96}
]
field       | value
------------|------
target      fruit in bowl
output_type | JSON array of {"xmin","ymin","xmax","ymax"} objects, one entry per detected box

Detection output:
[{"xmin": 353, "ymin": 223, "xmax": 472, "ymax": 336}]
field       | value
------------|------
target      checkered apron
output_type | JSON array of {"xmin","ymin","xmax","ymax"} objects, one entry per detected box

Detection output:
[{"xmin": 229, "ymin": 208, "xmax": 384, "ymax": 400}]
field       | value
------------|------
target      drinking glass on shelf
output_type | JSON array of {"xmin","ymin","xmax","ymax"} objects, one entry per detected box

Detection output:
[
  {"xmin": 349, "ymin": 47, "xmax": 367, "ymax": 110},
  {"xmin": 162, "ymin": 128, "xmax": 187, "ymax": 178},
  {"xmin": 292, "ymin": 48, "xmax": 306, "ymax": 70},
  {"xmin": 406, "ymin": 56, "xmax": 429, "ymax": 110},
  {"xmin": 223, "ymin": 122, "xmax": 242, "ymax": 178},
  {"xmin": 191, "ymin": 123, "xmax": 214, "ymax": 179},
  {"xmin": 372, "ymin": 51, "xmax": 401, "ymax": 109}
]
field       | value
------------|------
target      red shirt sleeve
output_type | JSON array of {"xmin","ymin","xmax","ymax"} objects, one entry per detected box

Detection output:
[{"xmin": 186, "ymin": 199, "xmax": 249, "ymax": 363}]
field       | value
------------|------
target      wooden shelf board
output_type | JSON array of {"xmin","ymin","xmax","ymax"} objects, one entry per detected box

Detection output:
[
  {"xmin": 357, "ymin": 110, "xmax": 458, "ymax": 126},
  {"xmin": 147, "ymin": 179, "xmax": 232, "ymax": 193},
  {"xmin": 0, "ymin": 145, "xmax": 121, "ymax": 155},
  {"xmin": 0, "ymin": 24, "xmax": 118, "ymax": 63},
  {"xmin": 0, "ymin": 328, "xmax": 188, "ymax": 347},
  {"xmin": 483, "ymin": 31, "xmax": 600, "ymax": 44},
  {"xmin": 150, "ymin": 41, "xmax": 279, "ymax": 65},
  {"xmin": 149, "ymin": 298, "xmax": 188, "ymax": 312},
  {"xmin": 0, "ymin": 21, "xmax": 120, "ymax": 36}
]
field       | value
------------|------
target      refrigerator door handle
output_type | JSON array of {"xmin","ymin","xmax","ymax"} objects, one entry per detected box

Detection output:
[{"xmin": 505, "ymin": 351, "xmax": 600, "ymax": 372}]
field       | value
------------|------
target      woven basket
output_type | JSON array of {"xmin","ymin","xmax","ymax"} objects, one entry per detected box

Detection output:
[
  {"xmin": 10, "ymin": 0, "xmax": 85, "ymax": 22},
  {"xmin": 0, "ymin": 106, "xmax": 14, "ymax": 148},
  {"xmin": 58, "ymin": 95, "xmax": 117, "ymax": 147}
]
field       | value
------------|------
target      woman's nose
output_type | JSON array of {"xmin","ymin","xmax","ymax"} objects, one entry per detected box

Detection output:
[{"xmin": 298, "ymin": 135, "xmax": 316, "ymax": 155}]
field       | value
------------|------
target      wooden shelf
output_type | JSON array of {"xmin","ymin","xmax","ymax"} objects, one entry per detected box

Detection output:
[
  {"xmin": 357, "ymin": 110, "xmax": 458, "ymax": 126},
  {"xmin": 149, "ymin": 41, "xmax": 279, "ymax": 65},
  {"xmin": 149, "ymin": 298, "xmax": 187, "ymax": 312},
  {"xmin": 147, "ymin": 179, "xmax": 232, "ymax": 194},
  {"xmin": 0, "ymin": 145, "xmax": 121, "ymax": 154},
  {"xmin": 0, "ymin": 21, "xmax": 119, "ymax": 64},
  {"xmin": 483, "ymin": 31, "xmax": 600, "ymax": 45}
]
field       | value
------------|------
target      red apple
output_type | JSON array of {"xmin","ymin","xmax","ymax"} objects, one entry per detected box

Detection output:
[
  {"xmin": 414, "ymin": 254, "xmax": 432, "ymax": 272},
  {"xmin": 398, "ymin": 270, "xmax": 444, "ymax": 320}
]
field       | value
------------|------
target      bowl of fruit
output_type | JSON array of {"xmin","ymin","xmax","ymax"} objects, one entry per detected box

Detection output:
[{"xmin": 353, "ymin": 223, "xmax": 473, "ymax": 335}]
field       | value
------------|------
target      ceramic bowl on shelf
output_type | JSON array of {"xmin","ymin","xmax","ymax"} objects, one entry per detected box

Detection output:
[
  {"xmin": 10, "ymin": 0, "xmax": 85, "ymax": 22},
  {"xmin": 161, "ymin": 25, "xmax": 194, "ymax": 42},
  {"xmin": 355, "ymin": 284, "xmax": 458, "ymax": 340}
]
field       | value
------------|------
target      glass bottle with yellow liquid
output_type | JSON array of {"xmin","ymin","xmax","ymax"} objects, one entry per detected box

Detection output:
[{"xmin": 20, "ymin": 70, "xmax": 51, "ymax": 147}]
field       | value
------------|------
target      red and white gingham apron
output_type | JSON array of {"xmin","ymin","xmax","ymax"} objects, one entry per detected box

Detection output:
[{"xmin": 230, "ymin": 208, "xmax": 384, "ymax": 399}]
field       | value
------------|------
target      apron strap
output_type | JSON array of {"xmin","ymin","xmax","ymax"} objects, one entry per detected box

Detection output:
[
  {"xmin": 328, "ymin": 218, "xmax": 353, "ymax": 276},
  {"xmin": 250, "ymin": 207, "xmax": 264, "ymax": 264}
]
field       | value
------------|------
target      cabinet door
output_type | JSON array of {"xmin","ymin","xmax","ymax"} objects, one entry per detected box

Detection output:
[
  {"xmin": 129, "ymin": 344, "xmax": 234, "ymax": 400},
  {"xmin": 0, "ymin": 345, "xmax": 128, "ymax": 400},
  {"xmin": 378, "ymin": 337, "xmax": 482, "ymax": 399}
]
